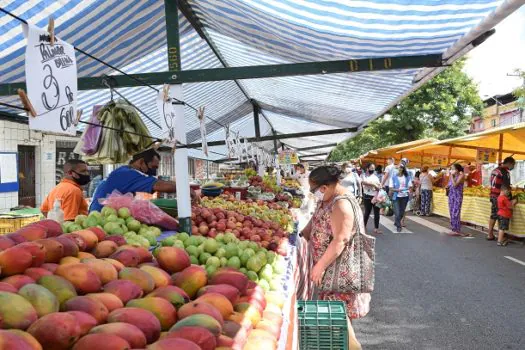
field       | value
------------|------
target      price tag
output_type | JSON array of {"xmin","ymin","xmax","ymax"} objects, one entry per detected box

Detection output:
[{"xmin": 24, "ymin": 23, "xmax": 77, "ymax": 135}]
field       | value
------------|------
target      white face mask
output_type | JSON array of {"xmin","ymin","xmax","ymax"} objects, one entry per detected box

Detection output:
[{"xmin": 314, "ymin": 188, "xmax": 325, "ymax": 201}]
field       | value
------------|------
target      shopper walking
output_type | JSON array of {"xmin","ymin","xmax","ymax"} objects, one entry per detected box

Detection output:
[
  {"xmin": 487, "ymin": 157, "xmax": 515, "ymax": 241},
  {"xmin": 340, "ymin": 163, "xmax": 361, "ymax": 199},
  {"xmin": 447, "ymin": 163, "xmax": 468, "ymax": 237},
  {"xmin": 389, "ymin": 164, "xmax": 412, "ymax": 232},
  {"xmin": 419, "ymin": 166, "xmax": 434, "ymax": 216},
  {"xmin": 361, "ymin": 163, "xmax": 382, "ymax": 234},
  {"xmin": 381, "ymin": 157, "xmax": 396, "ymax": 193},
  {"xmin": 301, "ymin": 165, "xmax": 370, "ymax": 350}
]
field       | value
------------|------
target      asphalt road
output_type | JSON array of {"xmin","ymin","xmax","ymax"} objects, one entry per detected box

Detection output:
[{"xmin": 353, "ymin": 214, "xmax": 525, "ymax": 350}]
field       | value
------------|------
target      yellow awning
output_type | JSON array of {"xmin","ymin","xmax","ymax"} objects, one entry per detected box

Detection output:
[
  {"xmin": 399, "ymin": 123, "xmax": 525, "ymax": 164},
  {"xmin": 360, "ymin": 138, "xmax": 436, "ymax": 165}
]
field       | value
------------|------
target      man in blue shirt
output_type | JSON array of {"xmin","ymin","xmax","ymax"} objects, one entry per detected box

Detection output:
[{"xmin": 90, "ymin": 148, "xmax": 192, "ymax": 212}]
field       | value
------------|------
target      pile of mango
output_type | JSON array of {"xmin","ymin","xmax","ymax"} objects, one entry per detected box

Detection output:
[{"xmin": 0, "ymin": 219, "xmax": 286, "ymax": 350}]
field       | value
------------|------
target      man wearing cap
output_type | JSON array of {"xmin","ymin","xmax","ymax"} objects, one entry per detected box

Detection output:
[{"xmin": 89, "ymin": 148, "xmax": 197, "ymax": 212}]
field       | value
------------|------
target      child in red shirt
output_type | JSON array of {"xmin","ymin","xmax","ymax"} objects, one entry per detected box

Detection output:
[{"xmin": 497, "ymin": 185, "xmax": 516, "ymax": 246}]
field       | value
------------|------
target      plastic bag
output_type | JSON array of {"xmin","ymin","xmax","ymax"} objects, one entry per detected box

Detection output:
[
  {"xmin": 101, "ymin": 190, "xmax": 178, "ymax": 230},
  {"xmin": 372, "ymin": 189, "xmax": 391, "ymax": 208},
  {"xmin": 81, "ymin": 105, "xmax": 104, "ymax": 155}
]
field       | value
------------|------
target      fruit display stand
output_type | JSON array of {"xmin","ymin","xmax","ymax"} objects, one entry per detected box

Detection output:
[{"xmin": 432, "ymin": 191, "xmax": 525, "ymax": 237}]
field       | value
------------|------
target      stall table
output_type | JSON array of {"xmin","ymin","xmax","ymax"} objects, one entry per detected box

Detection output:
[{"xmin": 432, "ymin": 192, "xmax": 525, "ymax": 237}]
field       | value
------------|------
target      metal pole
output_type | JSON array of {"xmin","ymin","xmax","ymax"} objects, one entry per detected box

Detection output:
[
  {"xmin": 165, "ymin": 0, "xmax": 191, "ymax": 234},
  {"xmin": 252, "ymin": 100, "xmax": 261, "ymax": 141}
]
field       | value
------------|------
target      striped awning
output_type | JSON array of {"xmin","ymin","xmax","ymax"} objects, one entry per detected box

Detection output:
[{"xmin": 1, "ymin": 0, "xmax": 522, "ymax": 161}]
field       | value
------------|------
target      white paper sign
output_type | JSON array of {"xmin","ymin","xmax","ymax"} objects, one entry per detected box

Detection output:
[
  {"xmin": 0, "ymin": 154, "xmax": 18, "ymax": 183},
  {"xmin": 24, "ymin": 24, "xmax": 77, "ymax": 135},
  {"xmin": 156, "ymin": 90, "xmax": 177, "ymax": 145}
]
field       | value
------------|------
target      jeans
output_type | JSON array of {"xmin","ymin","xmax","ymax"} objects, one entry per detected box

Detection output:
[
  {"xmin": 363, "ymin": 194, "xmax": 380, "ymax": 229},
  {"xmin": 393, "ymin": 196, "xmax": 409, "ymax": 229}
]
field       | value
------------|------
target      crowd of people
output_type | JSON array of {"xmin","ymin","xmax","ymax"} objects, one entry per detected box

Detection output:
[{"xmin": 333, "ymin": 156, "xmax": 519, "ymax": 242}]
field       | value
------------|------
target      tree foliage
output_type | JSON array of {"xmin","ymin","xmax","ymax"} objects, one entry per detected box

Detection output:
[
  {"xmin": 513, "ymin": 69, "xmax": 525, "ymax": 109},
  {"xmin": 329, "ymin": 59, "xmax": 484, "ymax": 161}
]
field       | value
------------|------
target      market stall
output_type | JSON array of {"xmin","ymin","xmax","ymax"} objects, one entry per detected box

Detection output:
[
  {"xmin": 401, "ymin": 124, "xmax": 525, "ymax": 237},
  {"xmin": 432, "ymin": 189, "xmax": 525, "ymax": 237},
  {"xmin": 0, "ymin": 0, "xmax": 522, "ymax": 349}
]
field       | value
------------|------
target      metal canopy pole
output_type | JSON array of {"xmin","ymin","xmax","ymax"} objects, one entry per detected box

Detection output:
[
  {"xmin": 165, "ymin": 0, "xmax": 191, "ymax": 234},
  {"xmin": 0, "ymin": 54, "xmax": 444, "ymax": 96},
  {"xmin": 252, "ymin": 100, "xmax": 261, "ymax": 141},
  {"xmin": 178, "ymin": 127, "xmax": 357, "ymax": 149}
]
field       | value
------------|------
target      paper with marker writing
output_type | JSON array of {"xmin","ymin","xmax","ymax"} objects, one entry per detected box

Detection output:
[{"xmin": 24, "ymin": 23, "xmax": 77, "ymax": 135}]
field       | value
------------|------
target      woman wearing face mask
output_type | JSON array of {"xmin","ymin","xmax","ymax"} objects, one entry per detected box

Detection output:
[
  {"xmin": 447, "ymin": 163, "xmax": 468, "ymax": 237},
  {"xmin": 340, "ymin": 163, "xmax": 361, "ymax": 199},
  {"xmin": 300, "ymin": 165, "xmax": 370, "ymax": 350},
  {"xmin": 361, "ymin": 163, "xmax": 382, "ymax": 234},
  {"xmin": 389, "ymin": 165, "xmax": 413, "ymax": 232}
]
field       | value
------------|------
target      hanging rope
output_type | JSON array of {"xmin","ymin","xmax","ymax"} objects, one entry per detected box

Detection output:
[{"xmin": 0, "ymin": 7, "xmax": 229, "ymax": 132}]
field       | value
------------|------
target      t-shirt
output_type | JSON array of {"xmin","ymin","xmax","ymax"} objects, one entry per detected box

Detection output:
[
  {"xmin": 490, "ymin": 167, "xmax": 511, "ymax": 198},
  {"xmin": 40, "ymin": 179, "xmax": 88, "ymax": 221},
  {"xmin": 497, "ymin": 195, "xmax": 513, "ymax": 219},
  {"xmin": 390, "ymin": 175, "xmax": 412, "ymax": 198},
  {"xmin": 383, "ymin": 164, "xmax": 396, "ymax": 186},
  {"xmin": 341, "ymin": 173, "xmax": 360, "ymax": 197},
  {"xmin": 361, "ymin": 173, "xmax": 380, "ymax": 196},
  {"xmin": 89, "ymin": 166, "xmax": 157, "ymax": 212},
  {"xmin": 420, "ymin": 173, "xmax": 434, "ymax": 191}
]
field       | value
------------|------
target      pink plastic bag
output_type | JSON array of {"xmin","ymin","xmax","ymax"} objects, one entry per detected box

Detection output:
[
  {"xmin": 101, "ymin": 191, "xmax": 178, "ymax": 230},
  {"xmin": 81, "ymin": 105, "xmax": 104, "ymax": 155}
]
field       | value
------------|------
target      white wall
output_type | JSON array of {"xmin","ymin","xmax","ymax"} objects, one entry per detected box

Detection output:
[{"xmin": 0, "ymin": 119, "xmax": 80, "ymax": 212}]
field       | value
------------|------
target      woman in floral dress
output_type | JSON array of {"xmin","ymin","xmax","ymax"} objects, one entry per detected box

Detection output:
[{"xmin": 300, "ymin": 166, "xmax": 371, "ymax": 350}]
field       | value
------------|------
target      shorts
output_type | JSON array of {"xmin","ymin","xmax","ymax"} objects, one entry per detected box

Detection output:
[
  {"xmin": 498, "ymin": 216, "xmax": 510, "ymax": 231},
  {"xmin": 490, "ymin": 197, "xmax": 499, "ymax": 220}
]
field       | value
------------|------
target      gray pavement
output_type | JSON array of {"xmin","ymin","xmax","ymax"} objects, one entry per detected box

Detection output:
[{"xmin": 353, "ymin": 214, "xmax": 525, "ymax": 350}]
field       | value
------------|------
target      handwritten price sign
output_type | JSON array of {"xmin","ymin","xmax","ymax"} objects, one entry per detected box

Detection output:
[{"xmin": 24, "ymin": 24, "xmax": 77, "ymax": 135}]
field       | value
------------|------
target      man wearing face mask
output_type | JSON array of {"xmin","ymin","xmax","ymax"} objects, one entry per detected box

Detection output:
[
  {"xmin": 89, "ymin": 148, "xmax": 196, "ymax": 212},
  {"xmin": 41, "ymin": 159, "xmax": 91, "ymax": 221}
]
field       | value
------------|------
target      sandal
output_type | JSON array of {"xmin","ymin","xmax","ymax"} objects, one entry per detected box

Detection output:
[
  {"xmin": 447, "ymin": 232, "xmax": 461, "ymax": 237},
  {"xmin": 374, "ymin": 229, "xmax": 383, "ymax": 234},
  {"xmin": 497, "ymin": 240, "xmax": 508, "ymax": 246},
  {"xmin": 461, "ymin": 233, "xmax": 472, "ymax": 238},
  {"xmin": 486, "ymin": 236, "xmax": 496, "ymax": 241}
]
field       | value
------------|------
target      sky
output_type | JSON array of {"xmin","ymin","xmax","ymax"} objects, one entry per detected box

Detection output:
[{"xmin": 463, "ymin": 6, "xmax": 525, "ymax": 98}]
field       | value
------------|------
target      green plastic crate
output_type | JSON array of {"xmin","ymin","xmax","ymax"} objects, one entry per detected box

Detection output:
[{"xmin": 297, "ymin": 300, "xmax": 349, "ymax": 350}]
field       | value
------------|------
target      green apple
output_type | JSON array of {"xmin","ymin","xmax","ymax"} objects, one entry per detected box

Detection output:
[
  {"xmin": 204, "ymin": 239, "xmax": 219, "ymax": 254},
  {"xmin": 101, "ymin": 206, "xmax": 117, "ymax": 217},
  {"xmin": 176, "ymin": 232, "xmax": 190, "ymax": 242},
  {"xmin": 74, "ymin": 215, "xmax": 87, "ymax": 226},
  {"xmin": 227, "ymin": 256, "xmax": 241, "ymax": 270},
  {"xmin": 127, "ymin": 219, "xmax": 141, "ymax": 233},
  {"xmin": 206, "ymin": 256, "xmax": 221, "ymax": 268},
  {"xmin": 199, "ymin": 252, "xmax": 212, "ymax": 265},
  {"xmin": 118, "ymin": 207, "xmax": 131, "ymax": 219},
  {"xmin": 224, "ymin": 243, "xmax": 238, "ymax": 259}
]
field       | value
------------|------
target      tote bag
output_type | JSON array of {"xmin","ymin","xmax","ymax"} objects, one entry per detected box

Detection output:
[{"xmin": 319, "ymin": 195, "xmax": 376, "ymax": 294}]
